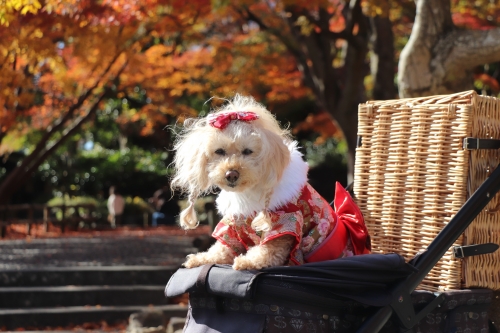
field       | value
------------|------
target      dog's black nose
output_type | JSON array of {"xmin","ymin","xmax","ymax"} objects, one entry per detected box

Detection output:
[{"xmin": 225, "ymin": 170, "xmax": 239, "ymax": 183}]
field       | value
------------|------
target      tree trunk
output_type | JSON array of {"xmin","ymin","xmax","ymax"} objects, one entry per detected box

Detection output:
[
  {"xmin": 0, "ymin": 94, "xmax": 106, "ymax": 204},
  {"xmin": 370, "ymin": 16, "xmax": 396, "ymax": 101},
  {"xmin": 336, "ymin": 40, "xmax": 368, "ymax": 184},
  {"xmin": 398, "ymin": 0, "xmax": 500, "ymax": 98},
  {"xmin": 245, "ymin": 4, "xmax": 395, "ymax": 182},
  {"xmin": 288, "ymin": 1, "xmax": 369, "ymax": 183}
]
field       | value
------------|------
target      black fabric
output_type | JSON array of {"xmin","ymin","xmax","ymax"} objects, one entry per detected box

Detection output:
[
  {"xmin": 165, "ymin": 254, "xmax": 493, "ymax": 332},
  {"xmin": 258, "ymin": 253, "xmax": 418, "ymax": 307},
  {"xmin": 165, "ymin": 264, "xmax": 261, "ymax": 299},
  {"xmin": 166, "ymin": 265, "xmax": 206, "ymax": 298},
  {"xmin": 165, "ymin": 253, "xmax": 416, "ymax": 307},
  {"xmin": 184, "ymin": 298, "xmax": 266, "ymax": 333},
  {"xmin": 185, "ymin": 292, "xmax": 368, "ymax": 333},
  {"xmin": 414, "ymin": 289, "xmax": 492, "ymax": 333},
  {"xmin": 183, "ymin": 289, "xmax": 493, "ymax": 333},
  {"xmin": 263, "ymin": 253, "xmax": 416, "ymax": 288}
]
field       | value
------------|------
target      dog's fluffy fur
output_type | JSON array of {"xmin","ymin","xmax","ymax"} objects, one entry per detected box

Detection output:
[{"xmin": 171, "ymin": 95, "xmax": 304, "ymax": 270}]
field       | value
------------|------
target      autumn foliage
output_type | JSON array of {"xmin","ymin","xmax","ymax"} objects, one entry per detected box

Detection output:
[
  {"xmin": 0, "ymin": 0, "xmax": 311, "ymax": 144},
  {"xmin": 1, "ymin": 0, "xmax": 500, "ymax": 203},
  {"xmin": 0, "ymin": 0, "xmax": 316, "ymax": 203}
]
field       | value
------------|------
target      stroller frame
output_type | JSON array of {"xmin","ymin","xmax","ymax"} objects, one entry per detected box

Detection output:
[{"xmin": 358, "ymin": 163, "xmax": 500, "ymax": 332}]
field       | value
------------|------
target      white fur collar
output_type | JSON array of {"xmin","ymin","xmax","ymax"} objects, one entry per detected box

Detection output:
[{"xmin": 216, "ymin": 141, "xmax": 308, "ymax": 217}]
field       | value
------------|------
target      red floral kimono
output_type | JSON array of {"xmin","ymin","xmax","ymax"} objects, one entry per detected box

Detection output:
[{"xmin": 212, "ymin": 182, "xmax": 371, "ymax": 265}]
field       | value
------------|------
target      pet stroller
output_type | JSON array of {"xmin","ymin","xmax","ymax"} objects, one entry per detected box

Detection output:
[{"xmin": 166, "ymin": 91, "xmax": 500, "ymax": 333}]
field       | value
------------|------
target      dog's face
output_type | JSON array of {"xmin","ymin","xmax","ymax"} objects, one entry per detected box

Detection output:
[
  {"xmin": 171, "ymin": 95, "xmax": 293, "ymax": 229},
  {"xmin": 205, "ymin": 124, "xmax": 264, "ymax": 193}
]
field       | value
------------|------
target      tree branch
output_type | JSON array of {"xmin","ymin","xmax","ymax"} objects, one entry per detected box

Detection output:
[
  {"xmin": 0, "ymin": 54, "xmax": 129, "ymax": 204},
  {"xmin": 242, "ymin": 6, "xmax": 326, "ymax": 108},
  {"xmin": 399, "ymin": 0, "xmax": 500, "ymax": 97},
  {"xmin": 22, "ymin": 92, "xmax": 109, "ymax": 178},
  {"xmin": 442, "ymin": 28, "xmax": 500, "ymax": 70}
]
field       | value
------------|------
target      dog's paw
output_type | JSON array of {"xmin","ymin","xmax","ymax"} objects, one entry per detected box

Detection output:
[
  {"xmin": 183, "ymin": 254, "xmax": 205, "ymax": 268},
  {"xmin": 232, "ymin": 256, "xmax": 263, "ymax": 270}
]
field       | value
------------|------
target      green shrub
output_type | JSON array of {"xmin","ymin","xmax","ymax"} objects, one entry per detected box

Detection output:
[
  {"xmin": 123, "ymin": 196, "xmax": 154, "ymax": 216},
  {"xmin": 47, "ymin": 195, "xmax": 106, "ymax": 220}
]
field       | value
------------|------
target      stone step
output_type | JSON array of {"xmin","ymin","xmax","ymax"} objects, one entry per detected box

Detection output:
[
  {"xmin": 0, "ymin": 285, "xmax": 168, "ymax": 308},
  {"xmin": 0, "ymin": 265, "xmax": 178, "ymax": 287},
  {"xmin": 0, "ymin": 304, "xmax": 187, "ymax": 330}
]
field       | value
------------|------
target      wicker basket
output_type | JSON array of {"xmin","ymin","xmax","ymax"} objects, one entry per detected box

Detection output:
[{"xmin": 354, "ymin": 90, "xmax": 500, "ymax": 291}]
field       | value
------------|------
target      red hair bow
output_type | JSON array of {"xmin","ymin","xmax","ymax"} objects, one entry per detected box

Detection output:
[{"xmin": 207, "ymin": 111, "xmax": 259, "ymax": 129}]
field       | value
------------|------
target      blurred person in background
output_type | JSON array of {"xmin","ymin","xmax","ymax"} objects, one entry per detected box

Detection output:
[
  {"xmin": 149, "ymin": 186, "xmax": 180, "ymax": 226},
  {"xmin": 107, "ymin": 186, "xmax": 125, "ymax": 228}
]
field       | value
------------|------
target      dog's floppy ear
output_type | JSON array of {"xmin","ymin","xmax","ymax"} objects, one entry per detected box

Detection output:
[
  {"xmin": 179, "ymin": 196, "xmax": 199, "ymax": 230},
  {"xmin": 258, "ymin": 128, "xmax": 291, "ymax": 187},
  {"xmin": 171, "ymin": 124, "xmax": 210, "ymax": 229},
  {"xmin": 250, "ymin": 129, "xmax": 290, "ymax": 232}
]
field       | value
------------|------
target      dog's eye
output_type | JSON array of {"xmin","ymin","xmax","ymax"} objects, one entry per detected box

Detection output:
[
  {"xmin": 215, "ymin": 148, "xmax": 226, "ymax": 156},
  {"xmin": 242, "ymin": 148, "xmax": 253, "ymax": 156}
]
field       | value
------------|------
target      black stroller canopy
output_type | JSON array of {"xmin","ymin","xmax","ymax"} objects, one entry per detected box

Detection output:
[
  {"xmin": 166, "ymin": 253, "xmax": 416, "ymax": 308},
  {"xmin": 261, "ymin": 253, "xmax": 417, "ymax": 307},
  {"xmin": 264, "ymin": 252, "xmax": 416, "ymax": 287}
]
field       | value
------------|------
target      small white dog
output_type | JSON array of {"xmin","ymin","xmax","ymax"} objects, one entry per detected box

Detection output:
[{"xmin": 171, "ymin": 95, "xmax": 370, "ymax": 270}]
